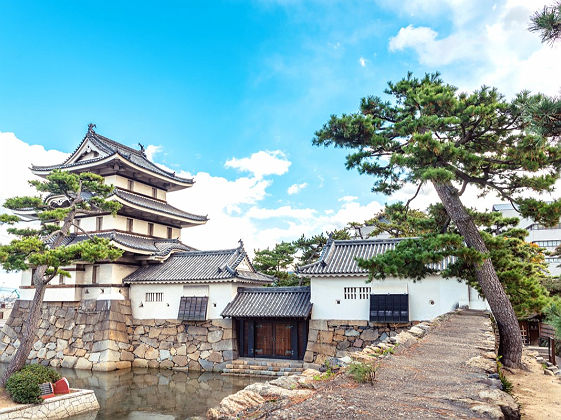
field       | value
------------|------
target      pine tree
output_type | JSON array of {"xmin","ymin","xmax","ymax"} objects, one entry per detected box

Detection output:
[
  {"xmin": 313, "ymin": 73, "xmax": 561, "ymax": 367},
  {"xmin": 0, "ymin": 170, "xmax": 123, "ymax": 385},
  {"xmin": 362, "ymin": 204, "xmax": 553, "ymax": 319},
  {"xmin": 530, "ymin": 1, "xmax": 561, "ymax": 44}
]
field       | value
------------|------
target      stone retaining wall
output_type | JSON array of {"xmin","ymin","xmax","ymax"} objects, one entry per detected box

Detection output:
[
  {"xmin": 129, "ymin": 318, "xmax": 236, "ymax": 371},
  {"xmin": 304, "ymin": 319, "xmax": 411, "ymax": 366},
  {"xmin": 0, "ymin": 299, "xmax": 236, "ymax": 372},
  {"xmin": 0, "ymin": 389, "xmax": 99, "ymax": 419}
]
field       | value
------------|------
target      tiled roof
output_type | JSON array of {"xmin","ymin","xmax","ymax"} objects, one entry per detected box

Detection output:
[
  {"xmin": 32, "ymin": 129, "xmax": 193, "ymax": 185},
  {"xmin": 113, "ymin": 189, "xmax": 207, "ymax": 222},
  {"xmin": 221, "ymin": 287, "xmax": 312, "ymax": 318},
  {"xmin": 123, "ymin": 245, "xmax": 274, "ymax": 284},
  {"xmin": 297, "ymin": 238, "xmax": 454, "ymax": 276},
  {"xmin": 59, "ymin": 231, "xmax": 194, "ymax": 257}
]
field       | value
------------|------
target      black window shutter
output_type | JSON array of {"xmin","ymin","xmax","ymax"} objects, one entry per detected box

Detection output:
[{"xmin": 370, "ymin": 294, "xmax": 409, "ymax": 322}]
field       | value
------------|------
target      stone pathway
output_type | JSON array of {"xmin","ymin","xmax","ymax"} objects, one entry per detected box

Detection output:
[{"xmin": 261, "ymin": 311, "xmax": 514, "ymax": 419}]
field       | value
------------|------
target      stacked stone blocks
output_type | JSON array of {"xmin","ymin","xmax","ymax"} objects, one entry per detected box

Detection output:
[
  {"xmin": 304, "ymin": 319, "xmax": 411, "ymax": 365},
  {"xmin": 0, "ymin": 299, "xmax": 236, "ymax": 372}
]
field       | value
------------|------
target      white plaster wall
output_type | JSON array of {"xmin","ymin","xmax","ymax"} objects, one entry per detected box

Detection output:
[
  {"xmin": 79, "ymin": 286, "xmax": 126, "ymax": 300},
  {"xmin": 20, "ymin": 287, "xmax": 81, "ymax": 301},
  {"xmin": 104, "ymin": 174, "xmax": 166, "ymax": 200},
  {"xmin": 82, "ymin": 263, "xmax": 137, "ymax": 285},
  {"xmin": 75, "ymin": 214, "xmax": 178, "ymax": 239},
  {"xmin": 310, "ymin": 276, "xmax": 487, "ymax": 321},
  {"xmin": 207, "ymin": 283, "xmax": 239, "ymax": 319},
  {"xmin": 76, "ymin": 214, "xmax": 120, "ymax": 231},
  {"xmin": 129, "ymin": 282, "xmax": 239, "ymax": 320}
]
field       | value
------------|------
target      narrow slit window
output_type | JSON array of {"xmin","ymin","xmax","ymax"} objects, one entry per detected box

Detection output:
[
  {"xmin": 146, "ymin": 292, "xmax": 163, "ymax": 302},
  {"xmin": 344, "ymin": 287, "xmax": 371, "ymax": 299},
  {"xmin": 167, "ymin": 227, "xmax": 173, "ymax": 239},
  {"xmin": 74, "ymin": 218, "xmax": 80, "ymax": 234},
  {"xmin": 59, "ymin": 274, "xmax": 64, "ymax": 285},
  {"xmin": 127, "ymin": 218, "xmax": 134, "ymax": 232},
  {"xmin": 96, "ymin": 216, "xmax": 103, "ymax": 231},
  {"xmin": 148, "ymin": 223, "xmax": 154, "ymax": 236},
  {"xmin": 152, "ymin": 187, "xmax": 157, "ymax": 198},
  {"xmin": 128, "ymin": 179, "xmax": 134, "ymax": 191}
]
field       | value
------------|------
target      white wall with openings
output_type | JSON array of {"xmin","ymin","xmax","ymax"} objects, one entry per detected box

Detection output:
[
  {"xmin": 310, "ymin": 275, "xmax": 487, "ymax": 321},
  {"xmin": 129, "ymin": 282, "xmax": 241, "ymax": 320}
]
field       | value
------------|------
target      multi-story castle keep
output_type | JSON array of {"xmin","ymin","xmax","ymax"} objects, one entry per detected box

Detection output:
[{"xmin": 0, "ymin": 126, "xmax": 272, "ymax": 371}]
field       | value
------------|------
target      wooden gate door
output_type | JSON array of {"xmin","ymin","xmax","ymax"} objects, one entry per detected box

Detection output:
[
  {"xmin": 254, "ymin": 321, "xmax": 273, "ymax": 357},
  {"xmin": 274, "ymin": 322, "xmax": 293, "ymax": 358}
]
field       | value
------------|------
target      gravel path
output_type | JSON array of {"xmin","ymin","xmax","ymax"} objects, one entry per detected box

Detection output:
[{"xmin": 264, "ymin": 311, "xmax": 499, "ymax": 419}]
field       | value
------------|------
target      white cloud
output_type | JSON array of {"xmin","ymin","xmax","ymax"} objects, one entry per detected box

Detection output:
[
  {"xmin": 0, "ymin": 132, "xmax": 69, "ymax": 287},
  {"xmin": 358, "ymin": 56, "xmax": 367, "ymax": 67},
  {"xmin": 388, "ymin": 0, "xmax": 561, "ymax": 96},
  {"xmin": 145, "ymin": 145, "xmax": 162, "ymax": 161},
  {"xmin": 338, "ymin": 195, "xmax": 358, "ymax": 202},
  {"xmin": 287, "ymin": 182, "xmax": 307, "ymax": 195},
  {"xmin": 225, "ymin": 150, "xmax": 291, "ymax": 179}
]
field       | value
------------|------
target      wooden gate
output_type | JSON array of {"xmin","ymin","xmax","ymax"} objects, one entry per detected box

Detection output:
[{"xmin": 238, "ymin": 318, "xmax": 307, "ymax": 360}]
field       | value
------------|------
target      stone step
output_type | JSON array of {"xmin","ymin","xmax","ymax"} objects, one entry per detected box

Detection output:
[
  {"xmin": 222, "ymin": 368, "xmax": 301, "ymax": 377},
  {"xmin": 230, "ymin": 358, "xmax": 304, "ymax": 369},
  {"xmin": 526, "ymin": 346, "xmax": 551, "ymax": 357}
]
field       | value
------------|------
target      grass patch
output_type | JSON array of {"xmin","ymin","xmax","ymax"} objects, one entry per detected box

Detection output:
[
  {"xmin": 347, "ymin": 361, "xmax": 378, "ymax": 384},
  {"xmin": 496, "ymin": 358, "xmax": 513, "ymax": 394}
]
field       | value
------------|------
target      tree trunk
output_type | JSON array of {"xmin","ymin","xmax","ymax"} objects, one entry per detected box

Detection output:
[
  {"xmin": 432, "ymin": 181, "xmax": 522, "ymax": 367},
  {"xmin": 0, "ymin": 271, "xmax": 47, "ymax": 386}
]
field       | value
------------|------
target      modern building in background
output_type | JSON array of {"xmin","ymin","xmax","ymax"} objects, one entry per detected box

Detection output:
[{"xmin": 492, "ymin": 203, "xmax": 561, "ymax": 276}]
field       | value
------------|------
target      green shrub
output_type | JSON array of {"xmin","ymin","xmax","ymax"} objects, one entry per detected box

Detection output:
[
  {"xmin": 5, "ymin": 371, "xmax": 42, "ymax": 404},
  {"xmin": 20, "ymin": 364, "xmax": 61, "ymax": 383},
  {"xmin": 5, "ymin": 364, "xmax": 61, "ymax": 404},
  {"xmin": 347, "ymin": 361, "xmax": 377, "ymax": 384}
]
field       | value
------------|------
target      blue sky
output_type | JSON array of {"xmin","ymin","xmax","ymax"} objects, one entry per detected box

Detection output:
[{"xmin": 1, "ymin": 0, "xmax": 560, "ymax": 260}]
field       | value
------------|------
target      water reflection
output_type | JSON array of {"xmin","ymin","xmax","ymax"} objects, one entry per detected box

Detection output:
[{"xmin": 1, "ymin": 364, "xmax": 261, "ymax": 420}]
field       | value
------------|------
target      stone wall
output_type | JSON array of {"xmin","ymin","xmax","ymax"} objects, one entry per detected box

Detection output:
[
  {"xmin": 0, "ymin": 389, "xmax": 99, "ymax": 419},
  {"xmin": 129, "ymin": 318, "xmax": 236, "ymax": 371},
  {"xmin": 0, "ymin": 299, "xmax": 236, "ymax": 372},
  {"xmin": 303, "ymin": 319, "xmax": 411, "ymax": 366}
]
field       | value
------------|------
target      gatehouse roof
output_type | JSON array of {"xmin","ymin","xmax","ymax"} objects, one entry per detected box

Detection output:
[{"xmin": 221, "ymin": 286, "xmax": 312, "ymax": 318}]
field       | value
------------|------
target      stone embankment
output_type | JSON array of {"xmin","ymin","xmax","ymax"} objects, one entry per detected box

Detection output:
[
  {"xmin": 0, "ymin": 389, "xmax": 99, "ymax": 419},
  {"xmin": 303, "ymin": 319, "xmax": 410, "ymax": 366},
  {"xmin": 0, "ymin": 299, "xmax": 236, "ymax": 372},
  {"xmin": 208, "ymin": 310, "xmax": 520, "ymax": 420}
]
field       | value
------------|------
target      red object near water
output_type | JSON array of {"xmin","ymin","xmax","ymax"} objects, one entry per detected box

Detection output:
[{"xmin": 53, "ymin": 377, "xmax": 70, "ymax": 394}]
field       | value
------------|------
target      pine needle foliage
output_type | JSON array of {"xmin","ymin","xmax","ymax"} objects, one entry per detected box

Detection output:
[{"xmin": 530, "ymin": 1, "xmax": 561, "ymax": 45}]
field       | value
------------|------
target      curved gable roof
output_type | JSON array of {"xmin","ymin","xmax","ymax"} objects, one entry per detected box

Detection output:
[
  {"xmin": 31, "ymin": 128, "xmax": 194, "ymax": 186},
  {"xmin": 123, "ymin": 243, "xmax": 274, "ymax": 284},
  {"xmin": 297, "ymin": 238, "xmax": 453, "ymax": 276}
]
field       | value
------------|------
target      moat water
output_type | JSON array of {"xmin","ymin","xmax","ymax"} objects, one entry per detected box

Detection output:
[{"xmin": 1, "ymin": 364, "xmax": 262, "ymax": 419}]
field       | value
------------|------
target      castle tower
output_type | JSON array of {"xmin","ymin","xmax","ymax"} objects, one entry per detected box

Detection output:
[{"xmin": 19, "ymin": 125, "xmax": 208, "ymax": 302}]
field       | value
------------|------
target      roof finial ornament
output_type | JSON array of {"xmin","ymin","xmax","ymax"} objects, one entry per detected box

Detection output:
[
  {"xmin": 138, "ymin": 142, "xmax": 146, "ymax": 156},
  {"xmin": 238, "ymin": 239, "xmax": 244, "ymax": 249},
  {"xmin": 87, "ymin": 123, "xmax": 96, "ymax": 134}
]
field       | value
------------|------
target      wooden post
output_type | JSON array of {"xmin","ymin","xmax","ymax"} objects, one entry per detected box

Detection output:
[{"xmin": 551, "ymin": 338, "xmax": 556, "ymax": 366}]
